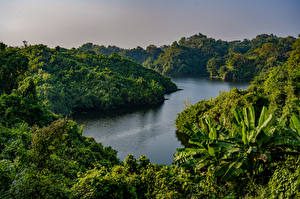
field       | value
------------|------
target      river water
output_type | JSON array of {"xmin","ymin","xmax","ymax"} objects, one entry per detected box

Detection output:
[{"xmin": 75, "ymin": 77, "xmax": 249, "ymax": 165}]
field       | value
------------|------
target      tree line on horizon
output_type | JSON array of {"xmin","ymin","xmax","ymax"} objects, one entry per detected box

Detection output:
[{"xmin": 80, "ymin": 33, "xmax": 296, "ymax": 81}]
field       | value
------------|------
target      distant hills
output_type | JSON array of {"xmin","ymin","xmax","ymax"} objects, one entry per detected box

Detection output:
[{"xmin": 80, "ymin": 33, "xmax": 296, "ymax": 81}]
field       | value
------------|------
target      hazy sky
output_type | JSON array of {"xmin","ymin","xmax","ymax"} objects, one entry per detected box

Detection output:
[{"xmin": 0, "ymin": 0, "xmax": 299, "ymax": 48}]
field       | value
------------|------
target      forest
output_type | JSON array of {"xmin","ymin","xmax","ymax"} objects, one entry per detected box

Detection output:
[
  {"xmin": 0, "ymin": 43, "xmax": 177, "ymax": 116},
  {"xmin": 0, "ymin": 34, "xmax": 299, "ymax": 198},
  {"xmin": 81, "ymin": 33, "xmax": 296, "ymax": 81}
]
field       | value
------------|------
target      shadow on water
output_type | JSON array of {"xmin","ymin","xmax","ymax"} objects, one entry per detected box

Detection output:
[{"xmin": 72, "ymin": 103, "xmax": 164, "ymax": 122}]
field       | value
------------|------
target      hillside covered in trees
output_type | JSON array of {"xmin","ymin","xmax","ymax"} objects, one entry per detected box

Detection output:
[
  {"xmin": 0, "ymin": 34, "xmax": 299, "ymax": 198},
  {"xmin": 175, "ymin": 35, "xmax": 300, "ymax": 133},
  {"xmin": 174, "ymin": 35, "xmax": 300, "ymax": 197},
  {"xmin": 80, "ymin": 33, "xmax": 296, "ymax": 81},
  {"xmin": 0, "ymin": 43, "xmax": 177, "ymax": 115}
]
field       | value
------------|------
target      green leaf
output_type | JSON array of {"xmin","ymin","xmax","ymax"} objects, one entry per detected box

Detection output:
[
  {"xmin": 248, "ymin": 106, "xmax": 256, "ymax": 129},
  {"xmin": 248, "ymin": 130, "xmax": 256, "ymax": 142},
  {"xmin": 242, "ymin": 123, "xmax": 248, "ymax": 145},
  {"xmin": 222, "ymin": 157, "xmax": 244, "ymax": 181},
  {"xmin": 233, "ymin": 109, "xmax": 241, "ymax": 125},
  {"xmin": 271, "ymin": 136, "xmax": 300, "ymax": 147},
  {"xmin": 227, "ymin": 147, "xmax": 240, "ymax": 153},
  {"xmin": 258, "ymin": 106, "xmax": 267, "ymax": 127},
  {"xmin": 283, "ymin": 129, "xmax": 300, "ymax": 141},
  {"xmin": 208, "ymin": 144, "xmax": 215, "ymax": 156},
  {"xmin": 290, "ymin": 114, "xmax": 300, "ymax": 135},
  {"xmin": 243, "ymin": 107, "xmax": 249, "ymax": 129},
  {"xmin": 256, "ymin": 113, "xmax": 273, "ymax": 137}
]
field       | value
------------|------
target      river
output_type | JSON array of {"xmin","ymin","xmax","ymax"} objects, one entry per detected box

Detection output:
[{"xmin": 75, "ymin": 77, "xmax": 249, "ymax": 165}]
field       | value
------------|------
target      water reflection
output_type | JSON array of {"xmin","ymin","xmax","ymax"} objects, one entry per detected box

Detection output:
[{"xmin": 75, "ymin": 77, "xmax": 249, "ymax": 165}]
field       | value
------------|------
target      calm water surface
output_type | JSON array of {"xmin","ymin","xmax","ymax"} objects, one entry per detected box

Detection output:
[{"xmin": 75, "ymin": 77, "xmax": 249, "ymax": 165}]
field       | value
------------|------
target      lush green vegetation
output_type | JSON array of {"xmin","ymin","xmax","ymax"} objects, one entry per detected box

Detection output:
[
  {"xmin": 176, "ymin": 36, "xmax": 300, "ymax": 133},
  {"xmin": 81, "ymin": 33, "xmax": 295, "ymax": 80},
  {"xmin": 0, "ymin": 35, "xmax": 299, "ymax": 198},
  {"xmin": 174, "ymin": 36, "xmax": 300, "ymax": 197},
  {"xmin": 0, "ymin": 43, "xmax": 177, "ymax": 115},
  {"xmin": 175, "ymin": 107, "xmax": 299, "ymax": 198}
]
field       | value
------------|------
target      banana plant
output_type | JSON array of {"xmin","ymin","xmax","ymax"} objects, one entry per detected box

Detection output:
[
  {"xmin": 174, "ymin": 106, "xmax": 300, "ymax": 182},
  {"xmin": 232, "ymin": 107, "xmax": 300, "ymax": 153},
  {"xmin": 232, "ymin": 106, "xmax": 274, "ymax": 146},
  {"xmin": 174, "ymin": 115, "xmax": 233, "ymax": 171},
  {"xmin": 221, "ymin": 106, "xmax": 300, "ymax": 180}
]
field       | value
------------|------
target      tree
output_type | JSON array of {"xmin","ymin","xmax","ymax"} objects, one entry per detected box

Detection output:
[
  {"xmin": 0, "ymin": 47, "xmax": 29, "ymax": 94},
  {"xmin": 206, "ymin": 57, "xmax": 224, "ymax": 78},
  {"xmin": 0, "ymin": 77, "xmax": 56, "ymax": 127},
  {"xmin": 71, "ymin": 167, "xmax": 137, "ymax": 199}
]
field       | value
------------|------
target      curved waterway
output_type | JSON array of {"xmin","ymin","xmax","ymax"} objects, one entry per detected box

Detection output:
[{"xmin": 75, "ymin": 77, "xmax": 249, "ymax": 165}]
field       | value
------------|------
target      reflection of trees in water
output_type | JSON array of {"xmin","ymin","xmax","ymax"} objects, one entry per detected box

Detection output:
[
  {"xmin": 72, "ymin": 102, "xmax": 164, "ymax": 122},
  {"xmin": 228, "ymin": 81, "xmax": 249, "ymax": 90}
]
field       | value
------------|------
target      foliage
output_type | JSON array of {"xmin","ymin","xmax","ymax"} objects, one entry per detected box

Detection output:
[
  {"xmin": 0, "ymin": 43, "xmax": 177, "ymax": 115},
  {"xmin": 212, "ymin": 34, "xmax": 296, "ymax": 81},
  {"xmin": 80, "ymin": 33, "xmax": 295, "ymax": 80},
  {"xmin": 266, "ymin": 163, "xmax": 300, "ymax": 198},
  {"xmin": 0, "ymin": 44, "xmax": 29, "ymax": 94},
  {"xmin": 0, "ymin": 159, "xmax": 15, "ymax": 198},
  {"xmin": 71, "ymin": 166, "xmax": 137, "ymax": 199},
  {"xmin": 176, "ymin": 36, "xmax": 300, "ymax": 133},
  {"xmin": 31, "ymin": 119, "xmax": 120, "ymax": 171},
  {"xmin": 0, "ymin": 118, "xmax": 120, "ymax": 198},
  {"xmin": 174, "ymin": 37, "xmax": 300, "ymax": 197},
  {"xmin": 0, "ymin": 34, "xmax": 299, "ymax": 198},
  {"xmin": 0, "ymin": 77, "xmax": 56, "ymax": 127},
  {"xmin": 72, "ymin": 155, "xmax": 193, "ymax": 199},
  {"xmin": 9, "ymin": 167, "xmax": 70, "ymax": 199},
  {"xmin": 174, "ymin": 107, "xmax": 300, "ymax": 197}
]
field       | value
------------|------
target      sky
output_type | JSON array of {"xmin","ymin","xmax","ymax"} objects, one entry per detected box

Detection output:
[{"xmin": 0, "ymin": 0, "xmax": 299, "ymax": 48}]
